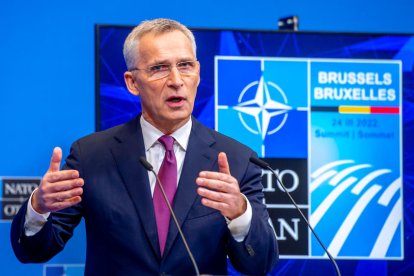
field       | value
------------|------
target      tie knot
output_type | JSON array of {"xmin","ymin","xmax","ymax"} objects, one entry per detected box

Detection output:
[{"xmin": 158, "ymin": 135, "xmax": 174, "ymax": 151}]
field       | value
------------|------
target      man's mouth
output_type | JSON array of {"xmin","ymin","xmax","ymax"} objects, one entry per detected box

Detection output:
[{"xmin": 167, "ymin": 96, "xmax": 185, "ymax": 103}]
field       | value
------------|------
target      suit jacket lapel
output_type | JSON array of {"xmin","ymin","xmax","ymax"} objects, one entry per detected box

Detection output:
[
  {"xmin": 163, "ymin": 118, "xmax": 219, "ymax": 258},
  {"xmin": 110, "ymin": 116, "xmax": 160, "ymax": 258}
]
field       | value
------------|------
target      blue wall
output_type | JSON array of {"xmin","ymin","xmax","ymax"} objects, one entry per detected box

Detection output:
[
  {"xmin": 0, "ymin": 0, "xmax": 412, "ymax": 274},
  {"xmin": 1, "ymin": 0, "xmax": 413, "ymax": 176}
]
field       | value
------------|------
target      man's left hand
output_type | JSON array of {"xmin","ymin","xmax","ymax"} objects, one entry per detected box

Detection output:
[{"xmin": 196, "ymin": 152, "xmax": 246, "ymax": 220}]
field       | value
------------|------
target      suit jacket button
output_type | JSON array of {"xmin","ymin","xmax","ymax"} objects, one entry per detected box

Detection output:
[{"xmin": 246, "ymin": 244, "xmax": 255, "ymax": 256}]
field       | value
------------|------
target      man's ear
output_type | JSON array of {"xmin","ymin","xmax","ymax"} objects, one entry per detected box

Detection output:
[
  {"xmin": 124, "ymin": 71, "xmax": 140, "ymax": 96},
  {"xmin": 196, "ymin": 63, "xmax": 201, "ymax": 86}
]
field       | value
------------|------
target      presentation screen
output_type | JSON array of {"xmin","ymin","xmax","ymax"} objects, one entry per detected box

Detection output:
[{"xmin": 96, "ymin": 26, "xmax": 414, "ymax": 275}]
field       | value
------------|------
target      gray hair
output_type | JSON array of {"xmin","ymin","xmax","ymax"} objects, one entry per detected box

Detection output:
[{"xmin": 123, "ymin": 18, "xmax": 197, "ymax": 70}]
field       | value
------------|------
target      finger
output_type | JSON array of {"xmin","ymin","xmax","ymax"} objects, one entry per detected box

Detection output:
[
  {"xmin": 199, "ymin": 196, "xmax": 239, "ymax": 219},
  {"xmin": 197, "ymin": 186, "xmax": 229, "ymax": 203},
  {"xmin": 200, "ymin": 197, "xmax": 228, "ymax": 214},
  {"xmin": 46, "ymin": 170, "xmax": 80, "ymax": 183},
  {"xmin": 49, "ymin": 196, "xmax": 82, "ymax": 212},
  {"xmin": 199, "ymin": 191, "xmax": 246, "ymax": 220},
  {"xmin": 48, "ymin": 147, "xmax": 62, "ymax": 173},
  {"xmin": 196, "ymin": 177, "xmax": 233, "ymax": 193},
  {"xmin": 198, "ymin": 171, "xmax": 233, "ymax": 183},
  {"xmin": 33, "ymin": 184, "xmax": 83, "ymax": 213},
  {"xmin": 52, "ymin": 187, "xmax": 84, "ymax": 202},
  {"xmin": 218, "ymin": 152, "xmax": 231, "ymax": 175},
  {"xmin": 45, "ymin": 178, "xmax": 84, "ymax": 193}
]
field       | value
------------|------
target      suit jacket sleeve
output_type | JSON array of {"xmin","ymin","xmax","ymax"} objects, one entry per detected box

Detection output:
[
  {"xmin": 225, "ymin": 151, "xmax": 279, "ymax": 275},
  {"xmin": 10, "ymin": 141, "xmax": 84, "ymax": 263}
]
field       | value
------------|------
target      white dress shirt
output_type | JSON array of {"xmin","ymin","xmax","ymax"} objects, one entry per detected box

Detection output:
[{"xmin": 25, "ymin": 116, "xmax": 252, "ymax": 241}]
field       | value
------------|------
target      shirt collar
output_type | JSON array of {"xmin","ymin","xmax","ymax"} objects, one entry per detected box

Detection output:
[{"xmin": 140, "ymin": 116, "xmax": 192, "ymax": 152}]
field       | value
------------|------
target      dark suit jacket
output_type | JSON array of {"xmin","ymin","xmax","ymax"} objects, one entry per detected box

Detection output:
[{"xmin": 11, "ymin": 116, "xmax": 278, "ymax": 275}]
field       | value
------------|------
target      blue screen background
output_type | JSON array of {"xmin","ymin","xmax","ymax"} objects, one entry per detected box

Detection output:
[{"xmin": 97, "ymin": 27, "xmax": 414, "ymax": 275}]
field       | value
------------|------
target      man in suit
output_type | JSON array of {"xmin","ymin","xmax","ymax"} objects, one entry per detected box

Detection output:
[{"xmin": 11, "ymin": 18, "xmax": 278, "ymax": 275}]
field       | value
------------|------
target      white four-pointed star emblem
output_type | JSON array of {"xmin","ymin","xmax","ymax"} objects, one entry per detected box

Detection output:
[{"xmin": 234, "ymin": 75, "xmax": 292, "ymax": 139}]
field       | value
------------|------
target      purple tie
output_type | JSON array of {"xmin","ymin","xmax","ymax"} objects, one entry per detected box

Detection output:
[{"xmin": 153, "ymin": 135, "xmax": 177, "ymax": 255}]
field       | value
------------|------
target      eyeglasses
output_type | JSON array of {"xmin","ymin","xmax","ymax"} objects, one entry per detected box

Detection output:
[{"xmin": 129, "ymin": 60, "xmax": 199, "ymax": 80}]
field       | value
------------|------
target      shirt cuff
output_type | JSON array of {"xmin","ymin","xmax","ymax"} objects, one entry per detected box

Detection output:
[
  {"xmin": 227, "ymin": 193, "xmax": 252, "ymax": 242},
  {"xmin": 24, "ymin": 188, "xmax": 50, "ymax": 236}
]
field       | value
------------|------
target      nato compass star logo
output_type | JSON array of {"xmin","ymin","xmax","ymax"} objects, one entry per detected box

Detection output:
[{"xmin": 234, "ymin": 75, "xmax": 292, "ymax": 140}]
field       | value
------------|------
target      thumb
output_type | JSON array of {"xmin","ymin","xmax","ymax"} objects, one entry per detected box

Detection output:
[
  {"xmin": 48, "ymin": 147, "xmax": 62, "ymax": 173},
  {"xmin": 218, "ymin": 152, "xmax": 231, "ymax": 175}
]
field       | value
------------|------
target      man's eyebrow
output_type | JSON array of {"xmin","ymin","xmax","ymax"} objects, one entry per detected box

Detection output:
[
  {"xmin": 177, "ymin": 57, "xmax": 196, "ymax": 62},
  {"xmin": 149, "ymin": 57, "xmax": 195, "ymax": 65},
  {"xmin": 149, "ymin": 59, "xmax": 169, "ymax": 65}
]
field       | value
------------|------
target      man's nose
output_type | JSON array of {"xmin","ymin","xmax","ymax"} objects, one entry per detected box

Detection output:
[{"xmin": 166, "ymin": 67, "xmax": 184, "ymax": 88}]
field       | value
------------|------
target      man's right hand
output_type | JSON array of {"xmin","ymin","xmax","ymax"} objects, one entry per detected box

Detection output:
[{"xmin": 32, "ymin": 147, "xmax": 84, "ymax": 214}]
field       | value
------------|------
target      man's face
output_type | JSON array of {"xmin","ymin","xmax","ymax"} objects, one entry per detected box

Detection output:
[{"xmin": 124, "ymin": 30, "xmax": 200, "ymax": 134}]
